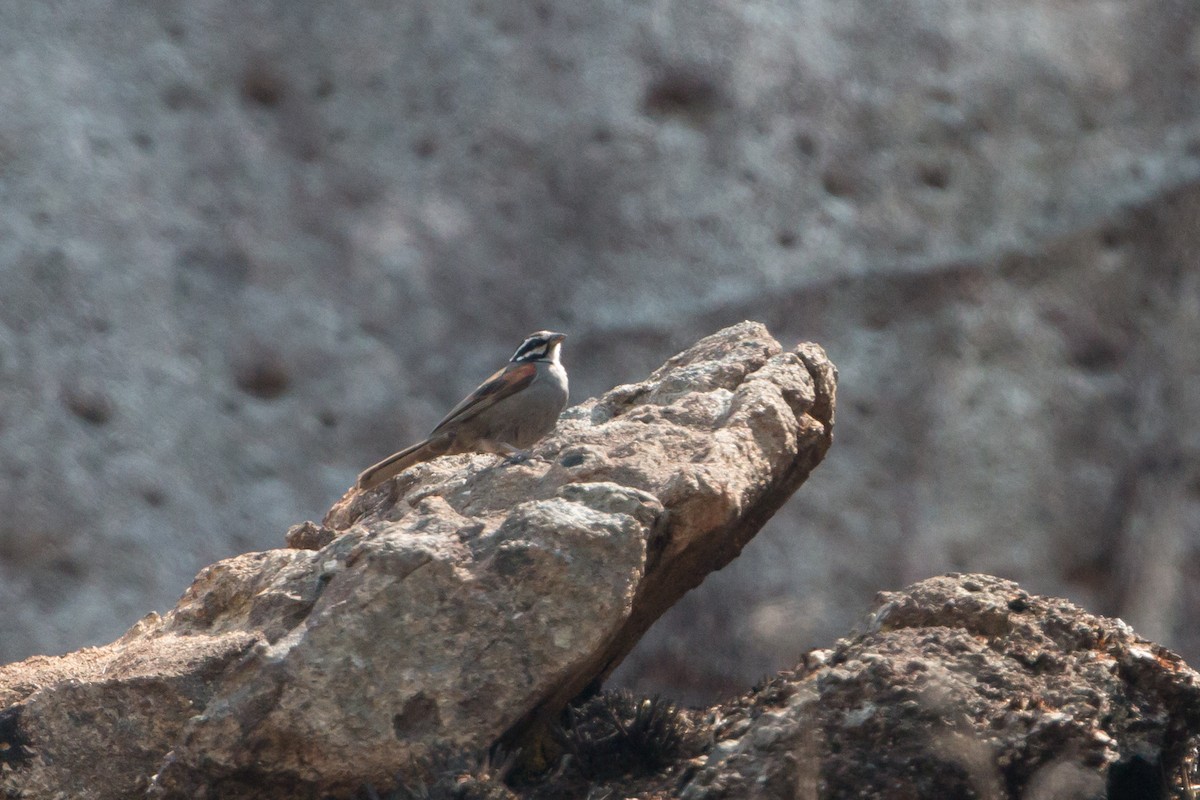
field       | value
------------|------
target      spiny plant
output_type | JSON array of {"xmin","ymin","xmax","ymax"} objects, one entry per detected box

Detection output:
[{"xmin": 554, "ymin": 689, "xmax": 694, "ymax": 781}]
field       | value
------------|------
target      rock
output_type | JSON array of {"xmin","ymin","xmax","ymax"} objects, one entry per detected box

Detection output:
[
  {"xmin": 284, "ymin": 520, "xmax": 337, "ymax": 550},
  {"xmin": 677, "ymin": 574, "xmax": 1200, "ymax": 800},
  {"xmin": 0, "ymin": 322, "xmax": 835, "ymax": 799}
]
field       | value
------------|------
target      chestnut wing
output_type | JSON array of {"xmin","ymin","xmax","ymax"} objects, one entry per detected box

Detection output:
[{"xmin": 429, "ymin": 362, "xmax": 538, "ymax": 433}]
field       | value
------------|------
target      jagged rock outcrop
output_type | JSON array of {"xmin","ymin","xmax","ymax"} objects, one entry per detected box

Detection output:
[
  {"xmin": 0, "ymin": 322, "xmax": 835, "ymax": 799},
  {"xmin": 677, "ymin": 574, "xmax": 1200, "ymax": 800}
]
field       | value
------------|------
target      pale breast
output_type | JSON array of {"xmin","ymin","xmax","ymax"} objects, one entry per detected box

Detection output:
[
  {"xmin": 505, "ymin": 362, "xmax": 569, "ymax": 447},
  {"xmin": 455, "ymin": 361, "xmax": 568, "ymax": 449}
]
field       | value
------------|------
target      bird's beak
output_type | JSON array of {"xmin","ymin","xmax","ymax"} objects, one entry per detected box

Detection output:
[{"xmin": 549, "ymin": 332, "xmax": 567, "ymax": 343}]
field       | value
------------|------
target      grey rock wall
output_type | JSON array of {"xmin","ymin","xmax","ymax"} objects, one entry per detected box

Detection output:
[{"xmin": 1, "ymin": 0, "xmax": 1198, "ymax": 703}]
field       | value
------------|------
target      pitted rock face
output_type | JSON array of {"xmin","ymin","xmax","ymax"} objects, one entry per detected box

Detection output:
[
  {"xmin": 0, "ymin": 322, "xmax": 836, "ymax": 799},
  {"xmin": 680, "ymin": 574, "xmax": 1200, "ymax": 800}
]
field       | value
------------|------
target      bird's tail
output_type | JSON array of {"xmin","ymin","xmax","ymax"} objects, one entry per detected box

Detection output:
[{"xmin": 356, "ymin": 439, "xmax": 442, "ymax": 491}]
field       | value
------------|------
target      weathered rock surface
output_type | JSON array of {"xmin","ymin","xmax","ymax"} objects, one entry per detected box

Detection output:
[
  {"xmin": 0, "ymin": 323, "xmax": 835, "ymax": 799},
  {"xmin": 678, "ymin": 574, "xmax": 1200, "ymax": 800}
]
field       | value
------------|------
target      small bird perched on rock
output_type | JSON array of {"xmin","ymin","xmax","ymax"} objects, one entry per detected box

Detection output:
[{"xmin": 356, "ymin": 330, "xmax": 569, "ymax": 491}]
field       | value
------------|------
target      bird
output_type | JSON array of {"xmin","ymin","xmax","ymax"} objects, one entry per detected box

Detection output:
[{"xmin": 356, "ymin": 330, "xmax": 569, "ymax": 491}]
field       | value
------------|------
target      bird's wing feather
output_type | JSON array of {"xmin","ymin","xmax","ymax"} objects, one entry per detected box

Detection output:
[{"xmin": 430, "ymin": 362, "xmax": 538, "ymax": 433}]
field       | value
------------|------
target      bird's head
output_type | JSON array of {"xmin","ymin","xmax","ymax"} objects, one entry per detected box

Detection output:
[{"xmin": 511, "ymin": 330, "xmax": 567, "ymax": 364}]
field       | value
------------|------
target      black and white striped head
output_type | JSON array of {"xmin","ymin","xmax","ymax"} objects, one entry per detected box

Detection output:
[{"xmin": 511, "ymin": 330, "xmax": 567, "ymax": 364}]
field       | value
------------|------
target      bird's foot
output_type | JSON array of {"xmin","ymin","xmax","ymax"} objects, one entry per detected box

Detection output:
[{"xmin": 501, "ymin": 449, "xmax": 532, "ymax": 466}]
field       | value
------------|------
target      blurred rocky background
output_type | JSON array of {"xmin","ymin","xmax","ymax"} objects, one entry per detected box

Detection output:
[{"xmin": 1, "ymin": 1, "xmax": 1198, "ymax": 705}]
